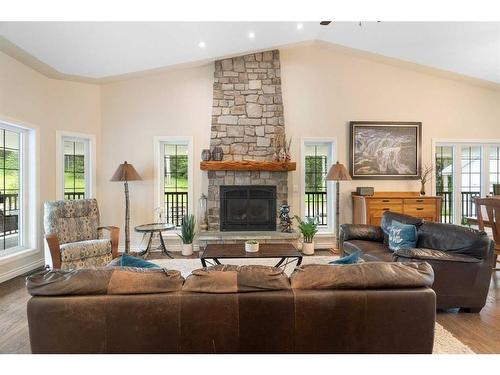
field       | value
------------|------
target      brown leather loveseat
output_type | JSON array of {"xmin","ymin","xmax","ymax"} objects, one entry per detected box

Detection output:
[
  {"xmin": 26, "ymin": 262, "xmax": 436, "ymax": 354},
  {"xmin": 340, "ymin": 211, "xmax": 495, "ymax": 312}
]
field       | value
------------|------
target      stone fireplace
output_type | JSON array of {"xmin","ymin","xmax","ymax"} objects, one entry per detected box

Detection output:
[{"xmin": 207, "ymin": 50, "xmax": 288, "ymax": 231}]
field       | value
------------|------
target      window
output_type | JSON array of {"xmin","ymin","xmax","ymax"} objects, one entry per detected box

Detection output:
[
  {"xmin": 154, "ymin": 137, "xmax": 193, "ymax": 228},
  {"xmin": 489, "ymin": 146, "xmax": 500, "ymax": 194},
  {"xmin": 434, "ymin": 140, "xmax": 500, "ymax": 224},
  {"xmin": 435, "ymin": 146, "xmax": 454, "ymax": 223},
  {"xmin": 301, "ymin": 139, "xmax": 335, "ymax": 232},
  {"xmin": 0, "ymin": 127, "xmax": 21, "ymax": 251},
  {"xmin": 460, "ymin": 146, "xmax": 481, "ymax": 219},
  {"xmin": 56, "ymin": 132, "xmax": 95, "ymax": 200}
]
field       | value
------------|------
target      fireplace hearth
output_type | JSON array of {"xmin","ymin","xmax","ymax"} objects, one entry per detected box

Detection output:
[{"xmin": 220, "ymin": 185, "xmax": 276, "ymax": 231}]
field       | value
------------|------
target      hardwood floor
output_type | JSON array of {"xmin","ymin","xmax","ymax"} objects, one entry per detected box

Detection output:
[{"xmin": 1, "ymin": 264, "xmax": 499, "ymax": 354}]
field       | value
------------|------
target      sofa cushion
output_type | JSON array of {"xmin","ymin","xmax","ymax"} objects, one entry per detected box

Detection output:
[
  {"xmin": 381, "ymin": 211, "xmax": 423, "ymax": 244},
  {"xmin": 26, "ymin": 267, "xmax": 184, "ymax": 296},
  {"xmin": 388, "ymin": 221, "xmax": 418, "ymax": 252},
  {"xmin": 343, "ymin": 240, "xmax": 393, "ymax": 262},
  {"xmin": 107, "ymin": 254, "xmax": 161, "ymax": 269},
  {"xmin": 416, "ymin": 221, "xmax": 492, "ymax": 259},
  {"xmin": 290, "ymin": 262, "xmax": 434, "ymax": 290},
  {"xmin": 394, "ymin": 248, "xmax": 481, "ymax": 263},
  {"xmin": 44, "ymin": 199, "xmax": 100, "ymax": 244},
  {"xmin": 182, "ymin": 264, "xmax": 290, "ymax": 293},
  {"xmin": 329, "ymin": 251, "xmax": 362, "ymax": 264},
  {"xmin": 60, "ymin": 239, "xmax": 111, "ymax": 262}
]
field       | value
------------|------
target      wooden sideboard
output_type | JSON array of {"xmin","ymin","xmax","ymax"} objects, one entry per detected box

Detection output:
[{"xmin": 352, "ymin": 192, "xmax": 442, "ymax": 226}]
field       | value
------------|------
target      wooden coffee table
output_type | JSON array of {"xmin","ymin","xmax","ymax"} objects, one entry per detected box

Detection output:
[{"xmin": 200, "ymin": 243, "xmax": 302, "ymax": 269}]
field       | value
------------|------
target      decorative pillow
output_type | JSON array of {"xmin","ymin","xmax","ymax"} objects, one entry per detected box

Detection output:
[
  {"xmin": 290, "ymin": 262, "xmax": 434, "ymax": 290},
  {"xmin": 182, "ymin": 264, "xmax": 291, "ymax": 293},
  {"xmin": 381, "ymin": 212, "xmax": 423, "ymax": 245},
  {"xmin": 329, "ymin": 251, "xmax": 362, "ymax": 265},
  {"xmin": 107, "ymin": 254, "xmax": 160, "ymax": 269},
  {"xmin": 26, "ymin": 267, "xmax": 184, "ymax": 296},
  {"xmin": 389, "ymin": 220, "xmax": 418, "ymax": 252}
]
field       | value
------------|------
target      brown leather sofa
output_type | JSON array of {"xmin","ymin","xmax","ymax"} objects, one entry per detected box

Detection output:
[
  {"xmin": 340, "ymin": 211, "xmax": 495, "ymax": 312},
  {"xmin": 26, "ymin": 263, "xmax": 436, "ymax": 354}
]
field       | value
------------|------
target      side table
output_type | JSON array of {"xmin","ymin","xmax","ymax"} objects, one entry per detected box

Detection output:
[{"xmin": 134, "ymin": 223, "xmax": 175, "ymax": 259}]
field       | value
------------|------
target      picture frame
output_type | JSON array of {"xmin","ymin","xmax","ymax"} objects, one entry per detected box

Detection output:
[{"xmin": 349, "ymin": 121, "xmax": 422, "ymax": 180}]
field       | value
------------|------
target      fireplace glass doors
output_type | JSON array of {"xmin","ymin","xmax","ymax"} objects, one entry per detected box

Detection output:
[{"xmin": 220, "ymin": 185, "xmax": 276, "ymax": 231}]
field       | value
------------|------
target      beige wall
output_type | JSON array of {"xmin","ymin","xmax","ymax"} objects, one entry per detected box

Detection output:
[
  {"xmin": 280, "ymin": 44, "xmax": 500, "ymax": 226},
  {"xmin": 99, "ymin": 64, "xmax": 213, "ymax": 247},
  {"xmin": 0, "ymin": 51, "xmax": 100, "ymax": 281}
]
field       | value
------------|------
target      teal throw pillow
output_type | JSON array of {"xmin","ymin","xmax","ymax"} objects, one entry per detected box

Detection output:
[
  {"xmin": 119, "ymin": 254, "xmax": 161, "ymax": 269},
  {"xmin": 388, "ymin": 220, "xmax": 417, "ymax": 252},
  {"xmin": 329, "ymin": 250, "xmax": 361, "ymax": 265}
]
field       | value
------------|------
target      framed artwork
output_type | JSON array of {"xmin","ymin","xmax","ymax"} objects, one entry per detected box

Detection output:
[{"xmin": 349, "ymin": 121, "xmax": 422, "ymax": 180}]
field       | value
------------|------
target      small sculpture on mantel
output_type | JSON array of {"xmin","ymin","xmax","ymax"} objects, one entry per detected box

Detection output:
[
  {"xmin": 279, "ymin": 200, "xmax": 293, "ymax": 233},
  {"xmin": 274, "ymin": 134, "xmax": 292, "ymax": 162}
]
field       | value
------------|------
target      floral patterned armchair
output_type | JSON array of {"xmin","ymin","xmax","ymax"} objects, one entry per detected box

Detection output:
[{"xmin": 44, "ymin": 199, "xmax": 119, "ymax": 270}]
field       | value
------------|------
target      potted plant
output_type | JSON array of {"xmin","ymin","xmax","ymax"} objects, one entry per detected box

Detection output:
[
  {"xmin": 245, "ymin": 240, "xmax": 259, "ymax": 253},
  {"xmin": 294, "ymin": 216, "xmax": 318, "ymax": 255},
  {"xmin": 178, "ymin": 214, "xmax": 196, "ymax": 256}
]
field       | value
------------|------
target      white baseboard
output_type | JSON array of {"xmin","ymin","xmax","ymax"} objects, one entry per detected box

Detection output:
[{"xmin": 0, "ymin": 258, "xmax": 45, "ymax": 284}]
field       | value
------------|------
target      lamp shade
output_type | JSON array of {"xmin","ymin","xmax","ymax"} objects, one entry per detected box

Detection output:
[
  {"xmin": 325, "ymin": 161, "xmax": 352, "ymax": 181},
  {"xmin": 110, "ymin": 161, "xmax": 142, "ymax": 182}
]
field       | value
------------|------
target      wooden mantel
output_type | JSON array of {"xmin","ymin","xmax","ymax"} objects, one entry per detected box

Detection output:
[{"xmin": 200, "ymin": 160, "xmax": 296, "ymax": 172}]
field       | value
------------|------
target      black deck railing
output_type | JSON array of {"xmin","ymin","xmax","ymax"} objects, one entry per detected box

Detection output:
[
  {"xmin": 164, "ymin": 191, "xmax": 188, "ymax": 227},
  {"xmin": 64, "ymin": 191, "xmax": 86, "ymax": 200},
  {"xmin": 0, "ymin": 192, "xmax": 19, "ymax": 236},
  {"xmin": 305, "ymin": 191, "xmax": 327, "ymax": 226},
  {"xmin": 436, "ymin": 191, "xmax": 481, "ymax": 223}
]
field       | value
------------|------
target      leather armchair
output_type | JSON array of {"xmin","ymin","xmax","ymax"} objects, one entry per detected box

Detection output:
[
  {"xmin": 44, "ymin": 199, "xmax": 119, "ymax": 270},
  {"xmin": 340, "ymin": 211, "xmax": 495, "ymax": 312}
]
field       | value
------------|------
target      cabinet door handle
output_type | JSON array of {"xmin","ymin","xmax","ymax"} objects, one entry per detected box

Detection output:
[
  {"xmin": 416, "ymin": 208, "xmax": 424, "ymax": 211},
  {"xmin": 416, "ymin": 199, "xmax": 424, "ymax": 203},
  {"xmin": 383, "ymin": 208, "xmax": 390, "ymax": 211},
  {"xmin": 382, "ymin": 199, "xmax": 390, "ymax": 203}
]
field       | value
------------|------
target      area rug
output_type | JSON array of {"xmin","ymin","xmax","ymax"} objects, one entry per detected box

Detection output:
[{"xmin": 152, "ymin": 256, "xmax": 475, "ymax": 354}]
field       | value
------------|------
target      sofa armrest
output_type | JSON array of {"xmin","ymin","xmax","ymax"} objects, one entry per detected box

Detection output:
[
  {"xmin": 340, "ymin": 224, "xmax": 384, "ymax": 243},
  {"xmin": 98, "ymin": 226, "xmax": 120, "ymax": 259},
  {"xmin": 393, "ymin": 248, "xmax": 481, "ymax": 263}
]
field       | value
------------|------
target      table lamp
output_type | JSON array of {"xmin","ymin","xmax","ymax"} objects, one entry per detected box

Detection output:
[
  {"xmin": 325, "ymin": 161, "xmax": 352, "ymax": 249},
  {"xmin": 110, "ymin": 161, "xmax": 142, "ymax": 253}
]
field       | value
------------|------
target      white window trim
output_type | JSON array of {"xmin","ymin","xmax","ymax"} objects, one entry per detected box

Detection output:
[
  {"xmin": 432, "ymin": 138, "xmax": 500, "ymax": 224},
  {"xmin": 0, "ymin": 116, "xmax": 39, "ymax": 260},
  {"xmin": 153, "ymin": 136, "xmax": 194, "ymax": 230},
  {"xmin": 55, "ymin": 131, "xmax": 96, "ymax": 200},
  {"xmin": 300, "ymin": 137, "xmax": 337, "ymax": 234}
]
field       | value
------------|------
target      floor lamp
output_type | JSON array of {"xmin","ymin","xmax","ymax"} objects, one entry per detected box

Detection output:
[
  {"xmin": 111, "ymin": 161, "xmax": 142, "ymax": 253},
  {"xmin": 326, "ymin": 161, "xmax": 352, "ymax": 249}
]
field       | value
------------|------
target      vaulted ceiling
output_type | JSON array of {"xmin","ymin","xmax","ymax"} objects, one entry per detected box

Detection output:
[{"xmin": 1, "ymin": 22, "xmax": 499, "ymax": 83}]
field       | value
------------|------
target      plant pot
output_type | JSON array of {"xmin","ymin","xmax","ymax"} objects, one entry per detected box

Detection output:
[
  {"xmin": 182, "ymin": 243, "xmax": 193, "ymax": 256},
  {"xmin": 245, "ymin": 242, "xmax": 259, "ymax": 253},
  {"xmin": 302, "ymin": 241, "xmax": 315, "ymax": 255}
]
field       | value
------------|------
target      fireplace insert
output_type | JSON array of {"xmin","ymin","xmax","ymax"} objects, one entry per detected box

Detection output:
[{"xmin": 220, "ymin": 185, "xmax": 276, "ymax": 231}]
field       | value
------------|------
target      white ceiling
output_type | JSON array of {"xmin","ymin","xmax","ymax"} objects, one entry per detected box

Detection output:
[{"xmin": 1, "ymin": 22, "xmax": 499, "ymax": 83}]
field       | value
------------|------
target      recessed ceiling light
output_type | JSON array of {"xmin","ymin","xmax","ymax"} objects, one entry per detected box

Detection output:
[
  {"xmin": 297, "ymin": 23, "xmax": 304, "ymax": 30},
  {"xmin": 248, "ymin": 32, "xmax": 255, "ymax": 39},
  {"xmin": 198, "ymin": 41, "xmax": 206, "ymax": 48}
]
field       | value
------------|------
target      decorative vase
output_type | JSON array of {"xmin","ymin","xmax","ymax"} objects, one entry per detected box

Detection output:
[
  {"xmin": 198, "ymin": 193, "xmax": 208, "ymax": 231},
  {"xmin": 212, "ymin": 147, "xmax": 223, "ymax": 161},
  {"xmin": 201, "ymin": 149, "xmax": 211, "ymax": 161},
  {"xmin": 245, "ymin": 241, "xmax": 259, "ymax": 253},
  {"xmin": 182, "ymin": 243, "xmax": 193, "ymax": 256},
  {"xmin": 420, "ymin": 183, "xmax": 426, "ymax": 196},
  {"xmin": 302, "ymin": 241, "xmax": 315, "ymax": 255}
]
